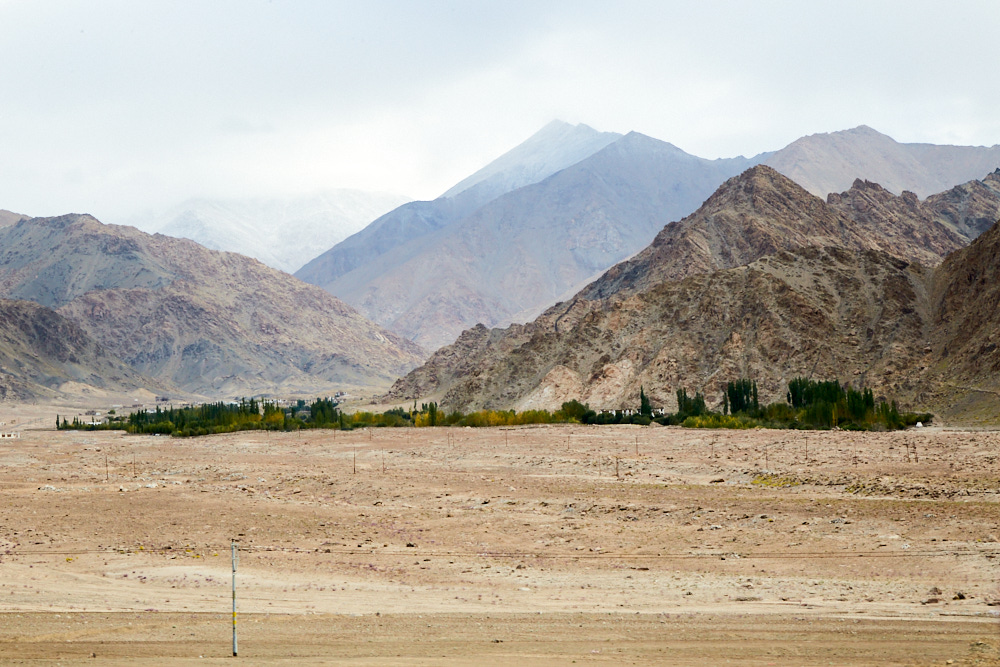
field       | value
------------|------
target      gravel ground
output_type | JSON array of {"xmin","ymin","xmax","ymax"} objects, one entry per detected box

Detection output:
[{"xmin": 0, "ymin": 408, "xmax": 998, "ymax": 665}]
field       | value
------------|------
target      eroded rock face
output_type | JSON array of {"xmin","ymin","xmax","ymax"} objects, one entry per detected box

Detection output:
[
  {"xmin": 385, "ymin": 166, "xmax": 1000, "ymax": 421},
  {"xmin": 0, "ymin": 214, "xmax": 425, "ymax": 396}
]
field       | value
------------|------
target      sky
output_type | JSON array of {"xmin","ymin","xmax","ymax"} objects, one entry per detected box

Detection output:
[{"xmin": 2, "ymin": 0, "xmax": 999, "ymax": 221}]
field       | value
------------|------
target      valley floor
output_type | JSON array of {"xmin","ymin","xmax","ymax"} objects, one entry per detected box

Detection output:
[{"xmin": 0, "ymin": 413, "xmax": 998, "ymax": 665}]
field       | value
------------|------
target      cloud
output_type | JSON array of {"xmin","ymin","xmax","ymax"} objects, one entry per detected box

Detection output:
[{"xmin": 1, "ymin": 1, "xmax": 998, "ymax": 220}]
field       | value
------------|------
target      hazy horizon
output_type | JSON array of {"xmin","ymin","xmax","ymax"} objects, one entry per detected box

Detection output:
[{"xmin": 2, "ymin": 0, "xmax": 998, "ymax": 221}]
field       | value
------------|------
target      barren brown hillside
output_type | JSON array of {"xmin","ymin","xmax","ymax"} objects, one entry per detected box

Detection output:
[
  {"xmin": 0, "ymin": 299, "xmax": 158, "ymax": 401},
  {"xmin": 388, "ymin": 246, "xmax": 934, "ymax": 413},
  {"xmin": 386, "ymin": 168, "xmax": 1000, "ymax": 421},
  {"xmin": 0, "ymin": 214, "xmax": 425, "ymax": 397}
]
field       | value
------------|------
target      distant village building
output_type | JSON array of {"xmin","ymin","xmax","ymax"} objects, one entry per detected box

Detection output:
[{"xmin": 0, "ymin": 415, "xmax": 17, "ymax": 438}]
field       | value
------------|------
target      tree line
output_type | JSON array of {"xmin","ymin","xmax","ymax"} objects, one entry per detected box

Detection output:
[{"xmin": 57, "ymin": 377, "xmax": 930, "ymax": 437}]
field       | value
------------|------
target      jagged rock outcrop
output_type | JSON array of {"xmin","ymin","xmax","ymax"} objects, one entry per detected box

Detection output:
[
  {"xmin": 921, "ymin": 168, "xmax": 1000, "ymax": 241},
  {"xmin": 0, "ymin": 214, "xmax": 425, "ymax": 396}
]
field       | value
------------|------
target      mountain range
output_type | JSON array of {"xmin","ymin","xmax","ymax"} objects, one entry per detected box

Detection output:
[
  {"xmin": 296, "ymin": 122, "xmax": 1000, "ymax": 352},
  {"xmin": 385, "ymin": 166, "xmax": 1000, "ymax": 423},
  {"xmin": 0, "ymin": 214, "xmax": 423, "ymax": 398},
  {"xmin": 297, "ymin": 124, "xmax": 765, "ymax": 349},
  {"xmin": 4, "ymin": 122, "xmax": 1000, "ymax": 411}
]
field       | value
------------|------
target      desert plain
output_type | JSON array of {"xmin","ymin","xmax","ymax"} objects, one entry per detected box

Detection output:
[{"xmin": 0, "ymin": 403, "xmax": 999, "ymax": 665}]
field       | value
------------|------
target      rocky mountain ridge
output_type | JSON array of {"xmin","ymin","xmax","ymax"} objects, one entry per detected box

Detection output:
[
  {"xmin": 578, "ymin": 166, "xmax": 971, "ymax": 302},
  {"xmin": 385, "ymin": 167, "xmax": 1000, "ymax": 423}
]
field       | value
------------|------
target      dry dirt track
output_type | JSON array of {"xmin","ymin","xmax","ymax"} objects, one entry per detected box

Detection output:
[{"xmin": 0, "ymin": 407, "xmax": 999, "ymax": 665}]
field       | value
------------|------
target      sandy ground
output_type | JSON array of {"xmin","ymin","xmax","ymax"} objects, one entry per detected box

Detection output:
[{"xmin": 1, "ymin": 403, "xmax": 999, "ymax": 665}]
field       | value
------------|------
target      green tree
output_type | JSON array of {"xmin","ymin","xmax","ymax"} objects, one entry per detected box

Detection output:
[
  {"xmin": 559, "ymin": 399, "xmax": 591, "ymax": 422},
  {"xmin": 639, "ymin": 386, "xmax": 652, "ymax": 417},
  {"xmin": 727, "ymin": 379, "xmax": 758, "ymax": 415}
]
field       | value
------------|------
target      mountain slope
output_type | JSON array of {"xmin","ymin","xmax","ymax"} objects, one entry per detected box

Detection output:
[
  {"xmin": 126, "ymin": 190, "xmax": 409, "ymax": 274},
  {"xmin": 927, "ymin": 219, "xmax": 1000, "ymax": 404},
  {"xmin": 765, "ymin": 125, "xmax": 1000, "ymax": 198},
  {"xmin": 0, "ymin": 214, "xmax": 425, "ymax": 396},
  {"xmin": 387, "ymin": 246, "xmax": 932, "ymax": 412},
  {"xmin": 0, "ymin": 298, "xmax": 158, "ymax": 401},
  {"xmin": 295, "ymin": 121, "xmax": 620, "ymax": 289},
  {"xmin": 305, "ymin": 132, "xmax": 764, "ymax": 349},
  {"xmin": 385, "ymin": 167, "xmax": 1000, "ymax": 419}
]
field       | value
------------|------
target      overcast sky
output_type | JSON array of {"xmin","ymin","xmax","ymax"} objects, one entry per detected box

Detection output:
[{"xmin": 2, "ymin": 0, "xmax": 998, "ymax": 221}]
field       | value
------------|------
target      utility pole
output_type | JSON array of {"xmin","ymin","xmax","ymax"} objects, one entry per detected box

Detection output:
[{"xmin": 232, "ymin": 541, "xmax": 238, "ymax": 657}]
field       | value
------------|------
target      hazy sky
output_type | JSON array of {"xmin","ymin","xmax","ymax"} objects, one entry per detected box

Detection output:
[{"xmin": 3, "ymin": 0, "xmax": 998, "ymax": 221}]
